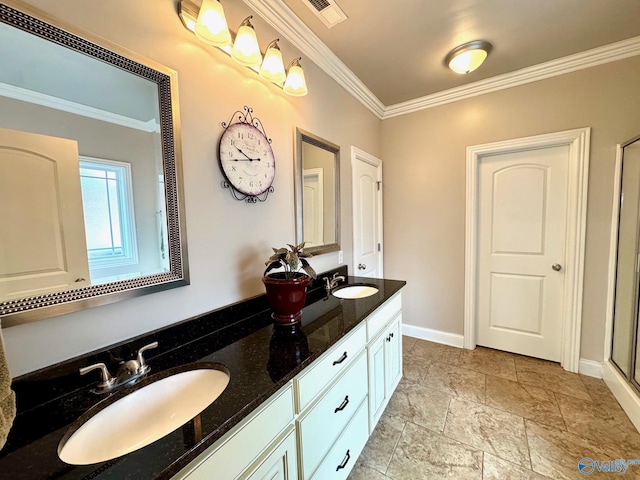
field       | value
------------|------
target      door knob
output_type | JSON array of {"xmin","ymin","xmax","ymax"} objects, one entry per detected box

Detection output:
[
  {"xmin": 552, "ymin": 264, "xmax": 562, "ymax": 271},
  {"xmin": 358, "ymin": 263, "xmax": 366, "ymax": 270}
]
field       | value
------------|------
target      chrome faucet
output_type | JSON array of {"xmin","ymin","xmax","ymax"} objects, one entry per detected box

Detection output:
[
  {"xmin": 80, "ymin": 341, "xmax": 158, "ymax": 394},
  {"xmin": 323, "ymin": 272, "xmax": 346, "ymax": 291}
]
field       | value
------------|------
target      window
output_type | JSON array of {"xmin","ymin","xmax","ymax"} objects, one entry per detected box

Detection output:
[{"xmin": 79, "ymin": 157, "xmax": 137, "ymax": 269}]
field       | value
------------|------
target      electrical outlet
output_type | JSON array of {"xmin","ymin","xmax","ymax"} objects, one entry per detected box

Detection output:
[{"xmin": 338, "ymin": 250, "xmax": 343, "ymax": 264}]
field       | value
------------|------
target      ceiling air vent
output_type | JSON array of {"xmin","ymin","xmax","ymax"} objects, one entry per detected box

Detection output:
[{"xmin": 301, "ymin": 0, "xmax": 348, "ymax": 28}]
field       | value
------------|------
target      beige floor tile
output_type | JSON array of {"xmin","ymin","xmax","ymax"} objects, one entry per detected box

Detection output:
[
  {"xmin": 485, "ymin": 375, "xmax": 565, "ymax": 429},
  {"xmin": 386, "ymin": 421, "xmax": 482, "ymax": 480},
  {"xmin": 358, "ymin": 414, "xmax": 406, "ymax": 474},
  {"xmin": 580, "ymin": 374, "xmax": 619, "ymax": 406},
  {"xmin": 443, "ymin": 398, "xmax": 531, "ymax": 468},
  {"xmin": 555, "ymin": 392, "xmax": 640, "ymax": 459},
  {"xmin": 422, "ymin": 362, "xmax": 486, "ymax": 404},
  {"xmin": 402, "ymin": 352, "xmax": 431, "ymax": 384},
  {"xmin": 386, "ymin": 379, "xmax": 451, "ymax": 433},
  {"xmin": 412, "ymin": 339, "xmax": 462, "ymax": 366},
  {"xmin": 347, "ymin": 462, "xmax": 389, "ymax": 480},
  {"xmin": 525, "ymin": 420, "xmax": 640, "ymax": 480},
  {"xmin": 483, "ymin": 453, "xmax": 552, "ymax": 480},
  {"xmin": 402, "ymin": 335, "xmax": 418, "ymax": 353},
  {"xmin": 515, "ymin": 360, "xmax": 590, "ymax": 401},
  {"xmin": 458, "ymin": 347, "xmax": 518, "ymax": 381}
]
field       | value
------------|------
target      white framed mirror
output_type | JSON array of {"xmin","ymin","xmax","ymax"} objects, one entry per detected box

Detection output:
[
  {"xmin": 294, "ymin": 128, "xmax": 340, "ymax": 255},
  {"xmin": 0, "ymin": 1, "xmax": 189, "ymax": 326}
]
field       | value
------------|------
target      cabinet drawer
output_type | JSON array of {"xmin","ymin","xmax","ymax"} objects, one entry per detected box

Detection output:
[
  {"xmin": 366, "ymin": 293, "xmax": 402, "ymax": 341},
  {"xmin": 175, "ymin": 384, "xmax": 294, "ymax": 480},
  {"xmin": 294, "ymin": 322, "xmax": 366, "ymax": 412},
  {"xmin": 310, "ymin": 397, "xmax": 369, "ymax": 480},
  {"xmin": 297, "ymin": 351, "xmax": 367, "ymax": 479}
]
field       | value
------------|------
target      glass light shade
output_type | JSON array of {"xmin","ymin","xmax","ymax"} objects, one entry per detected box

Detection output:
[
  {"xmin": 448, "ymin": 49, "xmax": 488, "ymax": 74},
  {"xmin": 231, "ymin": 20, "xmax": 262, "ymax": 67},
  {"xmin": 283, "ymin": 60, "xmax": 307, "ymax": 96},
  {"xmin": 260, "ymin": 42, "xmax": 286, "ymax": 84},
  {"xmin": 194, "ymin": 0, "xmax": 231, "ymax": 46}
]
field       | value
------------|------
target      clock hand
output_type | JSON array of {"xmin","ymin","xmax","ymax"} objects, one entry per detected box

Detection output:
[{"xmin": 234, "ymin": 145, "xmax": 261, "ymax": 162}]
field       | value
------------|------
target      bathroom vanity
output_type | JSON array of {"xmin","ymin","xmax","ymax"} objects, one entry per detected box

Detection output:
[{"xmin": 0, "ymin": 269, "xmax": 405, "ymax": 480}]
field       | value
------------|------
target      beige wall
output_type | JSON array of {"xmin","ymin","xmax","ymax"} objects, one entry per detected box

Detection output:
[
  {"xmin": 4, "ymin": 0, "xmax": 381, "ymax": 376},
  {"xmin": 5, "ymin": 0, "xmax": 639, "ymax": 376},
  {"xmin": 381, "ymin": 56, "xmax": 640, "ymax": 363}
]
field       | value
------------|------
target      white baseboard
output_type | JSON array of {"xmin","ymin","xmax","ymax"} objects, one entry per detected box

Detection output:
[
  {"xmin": 579, "ymin": 358, "xmax": 603, "ymax": 378},
  {"xmin": 603, "ymin": 360, "xmax": 640, "ymax": 432},
  {"xmin": 402, "ymin": 324, "xmax": 464, "ymax": 348}
]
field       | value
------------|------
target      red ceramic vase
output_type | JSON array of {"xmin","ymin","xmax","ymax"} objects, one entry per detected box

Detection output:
[{"xmin": 262, "ymin": 273, "xmax": 311, "ymax": 325}]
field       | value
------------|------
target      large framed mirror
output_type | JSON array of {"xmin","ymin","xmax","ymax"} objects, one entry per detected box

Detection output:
[
  {"xmin": 0, "ymin": 1, "xmax": 188, "ymax": 326},
  {"xmin": 294, "ymin": 128, "xmax": 340, "ymax": 255}
]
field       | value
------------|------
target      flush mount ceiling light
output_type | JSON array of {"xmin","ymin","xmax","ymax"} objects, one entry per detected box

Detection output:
[
  {"xmin": 445, "ymin": 40, "xmax": 492, "ymax": 74},
  {"xmin": 179, "ymin": 0, "xmax": 308, "ymax": 96}
]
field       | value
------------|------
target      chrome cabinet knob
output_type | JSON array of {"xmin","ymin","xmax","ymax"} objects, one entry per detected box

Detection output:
[
  {"xmin": 552, "ymin": 263, "xmax": 562, "ymax": 271},
  {"xmin": 358, "ymin": 263, "xmax": 366, "ymax": 270}
]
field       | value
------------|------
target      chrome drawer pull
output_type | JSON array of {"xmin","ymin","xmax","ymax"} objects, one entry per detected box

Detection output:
[
  {"xmin": 336, "ymin": 450, "xmax": 351, "ymax": 471},
  {"xmin": 334, "ymin": 395, "xmax": 349, "ymax": 413},
  {"xmin": 332, "ymin": 351, "xmax": 348, "ymax": 366}
]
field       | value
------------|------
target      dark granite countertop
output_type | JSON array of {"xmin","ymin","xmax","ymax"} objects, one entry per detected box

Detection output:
[{"xmin": 0, "ymin": 268, "xmax": 405, "ymax": 480}]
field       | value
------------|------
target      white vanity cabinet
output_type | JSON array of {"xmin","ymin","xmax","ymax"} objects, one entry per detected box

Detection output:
[
  {"xmin": 366, "ymin": 293, "xmax": 403, "ymax": 432},
  {"xmin": 173, "ymin": 384, "xmax": 297, "ymax": 480},
  {"xmin": 172, "ymin": 290, "xmax": 403, "ymax": 480},
  {"xmin": 295, "ymin": 323, "xmax": 367, "ymax": 479}
]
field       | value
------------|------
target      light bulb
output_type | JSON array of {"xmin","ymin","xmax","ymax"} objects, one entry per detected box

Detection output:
[
  {"xmin": 194, "ymin": 0, "xmax": 231, "ymax": 46},
  {"xmin": 260, "ymin": 40, "xmax": 286, "ymax": 84},
  {"xmin": 231, "ymin": 17, "xmax": 262, "ymax": 67},
  {"xmin": 283, "ymin": 58, "xmax": 308, "ymax": 97}
]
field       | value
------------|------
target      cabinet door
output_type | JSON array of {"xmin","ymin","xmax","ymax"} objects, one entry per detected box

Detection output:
[
  {"xmin": 367, "ymin": 332, "xmax": 386, "ymax": 433},
  {"xmin": 243, "ymin": 427, "xmax": 298, "ymax": 480},
  {"xmin": 385, "ymin": 314, "xmax": 402, "ymax": 397}
]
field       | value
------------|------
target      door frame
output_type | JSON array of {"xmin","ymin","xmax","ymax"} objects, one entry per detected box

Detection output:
[
  {"xmin": 464, "ymin": 128, "xmax": 590, "ymax": 372},
  {"xmin": 351, "ymin": 146, "xmax": 384, "ymax": 277}
]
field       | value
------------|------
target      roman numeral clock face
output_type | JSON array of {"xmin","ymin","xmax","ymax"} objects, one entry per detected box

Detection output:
[{"xmin": 218, "ymin": 123, "xmax": 276, "ymax": 197}]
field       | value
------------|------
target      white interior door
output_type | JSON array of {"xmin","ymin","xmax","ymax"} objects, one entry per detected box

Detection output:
[
  {"xmin": 302, "ymin": 168, "xmax": 324, "ymax": 247},
  {"xmin": 351, "ymin": 147, "xmax": 383, "ymax": 278},
  {"xmin": 477, "ymin": 146, "xmax": 569, "ymax": 361},
  {"xmin": 0, "ymin": 127, "xmax": 89, "ymax": 301}
]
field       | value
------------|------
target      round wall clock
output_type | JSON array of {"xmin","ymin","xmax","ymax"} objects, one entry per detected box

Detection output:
[{"xmin": 218, "ymin": 106, "xmax": 275, "ymax": 203}]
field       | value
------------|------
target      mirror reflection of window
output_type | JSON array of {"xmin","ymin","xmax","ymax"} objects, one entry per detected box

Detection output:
[{"xmin": 79, "ymin": 158, "xmax": 138, "ymax": 283}]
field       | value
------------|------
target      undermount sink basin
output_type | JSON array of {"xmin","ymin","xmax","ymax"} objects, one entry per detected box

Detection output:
[
  {"xmin": 332, "ymin": 284, "xmax": 379, "ymax": 299},
  {"xmin": 58, "ymin": 364, "xmax": 230, "ymax": 465}
]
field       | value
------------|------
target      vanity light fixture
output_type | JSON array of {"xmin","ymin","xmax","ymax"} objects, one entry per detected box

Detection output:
[
  {"xmin": 444, "ymin": 40, "xmax": 492, "ymax": 74},
  {"xmin": 179, "ymin": 0, "xmax": 308, "ymax": 96},
  {"xmin": 283, "ymin": 58, "xmax": 308, "ymax": 97},
  {"xmin": 260, "ymin": 40, "xmax": 287, "ymax": 84}
]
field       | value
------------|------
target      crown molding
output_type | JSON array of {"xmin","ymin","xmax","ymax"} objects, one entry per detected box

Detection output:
[
  {"xmin": 242, "ymin": 0, "xmax": 385, "ymax": 118},
  {"xmin": 0, "ymin": 82, "xmax": 159, "ymax": 132},
  {"xmin": 244, "ymin": 0, "xmax": 640, "ymax": 121},
  {"xmin": 383, "ymin": 35, "xmax": 640, "ymax": 119}
]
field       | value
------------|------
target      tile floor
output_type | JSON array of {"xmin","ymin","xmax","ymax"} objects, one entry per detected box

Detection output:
[{"xmin": 347, "ymin": 337, "xmax": 640, "ymax": 480}]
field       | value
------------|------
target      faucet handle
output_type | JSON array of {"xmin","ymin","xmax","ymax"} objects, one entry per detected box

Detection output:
[
  {"xmin": 80, "ymin": 362, "xmax": 116, "ymax": 390},
  {"xmin": 323, "ymin": 276, "xmax": 331, "ymax": 289},
  {"xmin": 136, "ymin": 341, "xmax": 158, "ymax": 374}
]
